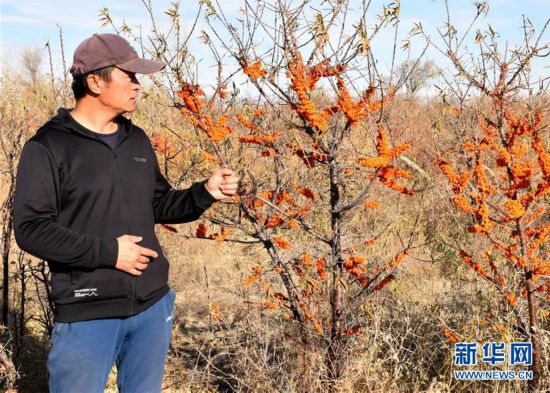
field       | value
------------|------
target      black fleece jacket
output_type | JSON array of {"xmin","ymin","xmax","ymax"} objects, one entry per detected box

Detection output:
[{"xmin": 13, "ymin": 108, "xmax": 217, "ymax": 322}]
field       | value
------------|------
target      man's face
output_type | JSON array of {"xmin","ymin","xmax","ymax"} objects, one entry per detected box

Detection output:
[{"xmin": 94, "ymin": 67, "xmax": 141, "ymax": 114}]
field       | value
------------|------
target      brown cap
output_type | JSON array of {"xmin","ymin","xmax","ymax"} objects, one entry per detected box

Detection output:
[{"xmin": 70, "ymin": 33, "xmax": 165, "ymax": 77}]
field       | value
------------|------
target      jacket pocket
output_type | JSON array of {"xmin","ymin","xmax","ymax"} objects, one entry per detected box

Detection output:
[
  {"xmin": 55, "ymin": 268, "xmax": 131, "ymax": 305},
  {"xmin": 135, "ymin": 255, "xmax": 169, "ymax": 301},
  {"xmin": 50, "ymin": 271, "xmax": 73, "ymax": 301}
]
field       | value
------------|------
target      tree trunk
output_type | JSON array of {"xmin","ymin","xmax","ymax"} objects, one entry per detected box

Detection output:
[
  {"xmin": 19, "ymin": 261, "xmax": 26, "ymax": 344},
  {"xmin": 327, "ymin": 159, "xmax": 344, "ymax": 386},
  {"xmin": 1, "ymin": 182, "xmax": 15, "ymax": 326},
  {"xmin": 525, "ymin": 272, "xmax": 541, "ymax": 392},
  {"xmin": 264, "ymin": 240, "xmax": 304, "ymax": 325},
  {"xmin": 518, "ymin": 220, "xmax": 541, "ymax": 392}
]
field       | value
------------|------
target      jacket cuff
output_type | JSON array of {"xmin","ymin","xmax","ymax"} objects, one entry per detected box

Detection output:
[
  {"xmin": 98, "ymin": 237, "xmax": 119, "ymax": 268},
  {"xmin": 193, "ymin": 180, "xmax": 218, "ymax": 211}
]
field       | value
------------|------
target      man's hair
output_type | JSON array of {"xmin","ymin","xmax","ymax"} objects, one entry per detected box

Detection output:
[{"xmin": 71, "ymin": 66, "xmax": 115, "ymax": 100}]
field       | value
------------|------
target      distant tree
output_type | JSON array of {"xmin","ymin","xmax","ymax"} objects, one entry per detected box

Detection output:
[
  {"xmin": 397, "ymin": 59, "xmax": 438, "ymax": 96},
  {"xmin": 20, "ymin": 48, "xmax": 43, "ymax": 91}
]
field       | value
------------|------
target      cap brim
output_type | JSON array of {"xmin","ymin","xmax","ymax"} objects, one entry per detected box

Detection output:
[{"xmin": 117, "ymin": 58, "xmax": 165, "ymax": 74}]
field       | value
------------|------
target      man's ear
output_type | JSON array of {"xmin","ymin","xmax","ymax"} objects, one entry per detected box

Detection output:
[{"xmin": 86, "ymin": 74, "xmax": 103, "ymax": 95}]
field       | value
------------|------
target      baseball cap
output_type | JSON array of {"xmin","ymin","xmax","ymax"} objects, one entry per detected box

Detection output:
[{"xmin": 70, "ymin": 33, "xmax": 165, "ymax": 77}]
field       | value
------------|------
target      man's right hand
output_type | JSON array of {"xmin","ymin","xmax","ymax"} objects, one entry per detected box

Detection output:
[{"xmin": 115, "ymin": 235, "xmax": 158, "ymax": 276}]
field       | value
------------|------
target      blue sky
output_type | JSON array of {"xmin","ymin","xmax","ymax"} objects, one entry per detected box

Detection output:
[{"xmin": 1, "ymin": 0, "xmax": 548, "ymax": 86}]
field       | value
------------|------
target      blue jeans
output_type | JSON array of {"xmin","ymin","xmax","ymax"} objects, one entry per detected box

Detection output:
[{"xmin": 48, "ymin": 290, "xmax": 176, "ymax": 393}]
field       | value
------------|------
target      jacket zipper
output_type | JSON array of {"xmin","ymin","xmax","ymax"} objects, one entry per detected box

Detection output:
[{"xmin": 113, "ymin": 149, "xmax": 136, "ymax": 314}]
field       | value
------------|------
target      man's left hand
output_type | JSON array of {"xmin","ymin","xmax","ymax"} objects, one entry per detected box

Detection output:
[{"xmin": 204, "ymin": 168, "xmax": 240, "ymax": 200}]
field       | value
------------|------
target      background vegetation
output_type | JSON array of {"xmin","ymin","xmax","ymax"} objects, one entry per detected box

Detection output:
[{"xmin": 0, "ymin": 0, "xmax": 548, "ymax": 391}]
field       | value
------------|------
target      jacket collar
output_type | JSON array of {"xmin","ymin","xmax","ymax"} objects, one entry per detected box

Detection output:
[{"xmin": 38, "ymin": 108, "xmax": 134, "ymax": 145}]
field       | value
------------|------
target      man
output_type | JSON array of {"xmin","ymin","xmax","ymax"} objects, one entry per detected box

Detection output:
[{"xmin": 13, "ymin": 33, "xmax": 238, "ymax": 392}]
